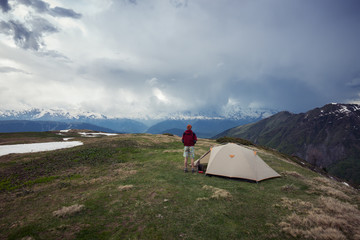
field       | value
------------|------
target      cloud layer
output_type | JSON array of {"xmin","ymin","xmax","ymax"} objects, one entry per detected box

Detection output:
[{"xmin": 1, "ymin": 0, "xmax": 360, "ymax": 117}]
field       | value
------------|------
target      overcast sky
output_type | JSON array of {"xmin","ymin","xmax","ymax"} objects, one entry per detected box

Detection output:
[{"xmin": 1, "ymin": 0, "xmax": 360, "ymax": 118}]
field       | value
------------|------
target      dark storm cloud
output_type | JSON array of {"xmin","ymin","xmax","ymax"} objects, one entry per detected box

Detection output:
[
  {"xmin": 50, "ymin": 7, "xmax": 82, "ymax": 19},
  {"xmin": 128, "ymin": 0, "xmax": 137, "ymax": 5},
  {"xmin": 18, "ymin": 0, "xmax": 48, "ymax": 12},
  {"xmin": 0, "ymin": 0, "xmax": 11, "ymax": 12},
  {"xmin": 0, "ymin": 20, "xmax": 34, "ymax": 49},
  {"xmin": 170, "ymin": 0, "xmax": 188, "ymax": 8},
  {"xmin": 196, "ymin": 0, "xmax": 360, "ymax": 112},
  {"xmin": 347, "ymin": 77, "xmax": 360, "ymax": 88},
  {"xmin": 0, "ymin": 18, "xmax": 57, "ymax": 50},
  {"xmin": 18, "ymin": 0, "xmax": 82, "ymax": 18},
  {"xmin": 0, "ymin": 0, "xmax": 80, "ymax": 52}
]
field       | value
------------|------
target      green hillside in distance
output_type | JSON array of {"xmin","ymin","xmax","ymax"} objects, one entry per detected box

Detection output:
[
  {"xmin": 216, "ymin": 103, "xmax": 360, "ymax": 187},
  {"xmin": 0, "ymin": 132, "xmax": 359, "ymax": 239}
]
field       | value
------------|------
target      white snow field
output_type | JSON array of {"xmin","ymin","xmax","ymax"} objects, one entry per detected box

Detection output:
[
  {"xmin": 0, "ymin": 141, "xmax": 83, "ymax": 157},
  {"xmin": 57, "ymin": 130, "xmax": 118, "ymax": 138},
  {"xmin": 78, "ymin": 132, "xmax": 118, "ymax": 137}
]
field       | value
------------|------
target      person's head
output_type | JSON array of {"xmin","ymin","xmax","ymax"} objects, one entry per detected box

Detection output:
[{"xmin": 187, "ymin": 124, "xmax": 192, "ymax": 130}]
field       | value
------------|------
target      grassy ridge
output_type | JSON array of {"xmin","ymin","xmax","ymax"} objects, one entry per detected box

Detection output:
[
  {"xmin": 0, "ymin": 132, "xmax": 65, "ymax": 145},
  {"xmin": 0, "ymin": 132, "xmax": 359, "ymax": 239}
]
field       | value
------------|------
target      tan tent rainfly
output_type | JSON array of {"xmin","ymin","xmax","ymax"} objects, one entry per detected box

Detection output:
[{"xmin": 195, "ymin": 143, "xmax": 280, "ymax": 182}]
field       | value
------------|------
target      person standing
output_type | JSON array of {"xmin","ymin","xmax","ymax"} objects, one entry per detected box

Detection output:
[{"xmin": 182, "ymin": 124, "xmax": 197, "ymax": 173}]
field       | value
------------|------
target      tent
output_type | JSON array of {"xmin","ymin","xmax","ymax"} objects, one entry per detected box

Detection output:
[{"xmin": 195, "ymin": 143, "xmax": 280, "ymax": 182}]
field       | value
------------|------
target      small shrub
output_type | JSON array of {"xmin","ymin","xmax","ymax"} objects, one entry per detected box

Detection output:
[
  {"xmin": 118, "ymin": 185, "xmax": 134, "ymax": 191},
  {"xmin": 306, "ymin": 178, "xmax": 351, "ymax": 201},
  {"xmin": 162, "ymin": 133, "xmax": 174, "ymax": 136},
  {"xmin": 282, "ymin": 171, "xmax": 305, "ymax": 179},
  {"xmin": 53, "ymin": 204, "xmax": 85, "ymax": 218},
  {"xmin": 319, "ymin": 196, "xmax": 359, "ymax": 215},
  {"xmin": 198, "ymin": 185, "xmax": 232, "ymax": 200},
  {"xmin": 316, "ymin": 186, "xmax": 351, "ymax": 201},
  {"xmin": 281, "ymin": 184, "xmax": 299, "ymax": 192},
  {"xmin": 279, "ymin": 197, "xmax": 313, "ymax": 213},
  {"xmin": 21, "ymin": 237, "xmax": 35, "ymax": 240}
]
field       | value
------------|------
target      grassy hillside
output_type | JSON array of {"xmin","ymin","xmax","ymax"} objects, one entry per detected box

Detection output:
[
  {"xmin": 216, "ymin": 106, "xmax": 360, "ymax": 187},
  {"xmin": 0, "ymin": 132, "xmax": 359, "ymax": 239}
]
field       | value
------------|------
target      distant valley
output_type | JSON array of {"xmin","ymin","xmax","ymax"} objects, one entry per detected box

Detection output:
[{"xmin": 146, "ymin": 118, "xmax": 264, "ymax": 138}]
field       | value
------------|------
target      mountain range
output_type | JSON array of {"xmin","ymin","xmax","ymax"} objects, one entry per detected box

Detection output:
[
  {"xmin": 0, "ymin": 109, "xmax": 148, "ymax": 133},
  {"xmin": 216, "ymin": 103, "xmax": 360, "ymax": 186},
  {"xmin": 0, "ymin": 107, "xmax": 276, "ymax": 137}
]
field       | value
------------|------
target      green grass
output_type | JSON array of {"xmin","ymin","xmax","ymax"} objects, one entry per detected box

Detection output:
[
  {"xmin": 0, "ymin": 133, "xmax": 359, "ymax": 240},
  {"xmin": 0, "ymin": 177, "xmax": 17, "ymax": 191},
  {"xmin": 24, "ymin": 176, "xmax": 59, "ymax": 187}
]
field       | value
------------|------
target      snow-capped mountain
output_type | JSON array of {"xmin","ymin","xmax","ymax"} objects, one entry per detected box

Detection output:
[
  {"xmin": 145, "ymin": 107, "xmax": 277, "ymax": 138},
  {"xmin": 220, "ymin": 106, "xmax": 277, "ymax": 120},
  {"xmin": 304, "ymin": 103, "xmax": 360, "ymax": 120},
  {"xmin": 153, "ymin": 107, "xmax": 277, "ymax": 121},
  {"xmin": 0, "ymin": 106, "xmax": 277, "ymax": 121},
  {"xmin": 0, "ymin": 108, "xmax": 106, "ymax": 121},
  {"xmin": 0, "ymin": 106, "xmax": 278, "ymax": 135}
]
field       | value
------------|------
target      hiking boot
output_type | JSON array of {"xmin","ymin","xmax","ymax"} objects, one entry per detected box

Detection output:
[
  {"xmin": 192, "ymin": 168, "xmax": 195, "ymax": 173},
  {"xmin": 184, "ymin": 168, "xmax": 188, "ymax": 173}
]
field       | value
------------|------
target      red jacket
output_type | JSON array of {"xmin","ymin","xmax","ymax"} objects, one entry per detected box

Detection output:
[{"xmin": 182, "ymin": 130, "xmax": 197, "ymax": 146}]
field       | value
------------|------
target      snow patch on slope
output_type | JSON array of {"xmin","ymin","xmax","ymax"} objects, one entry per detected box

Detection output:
[{"xmin": 0, "ymin": 141, "xmax": 83, "ymax": 157}]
